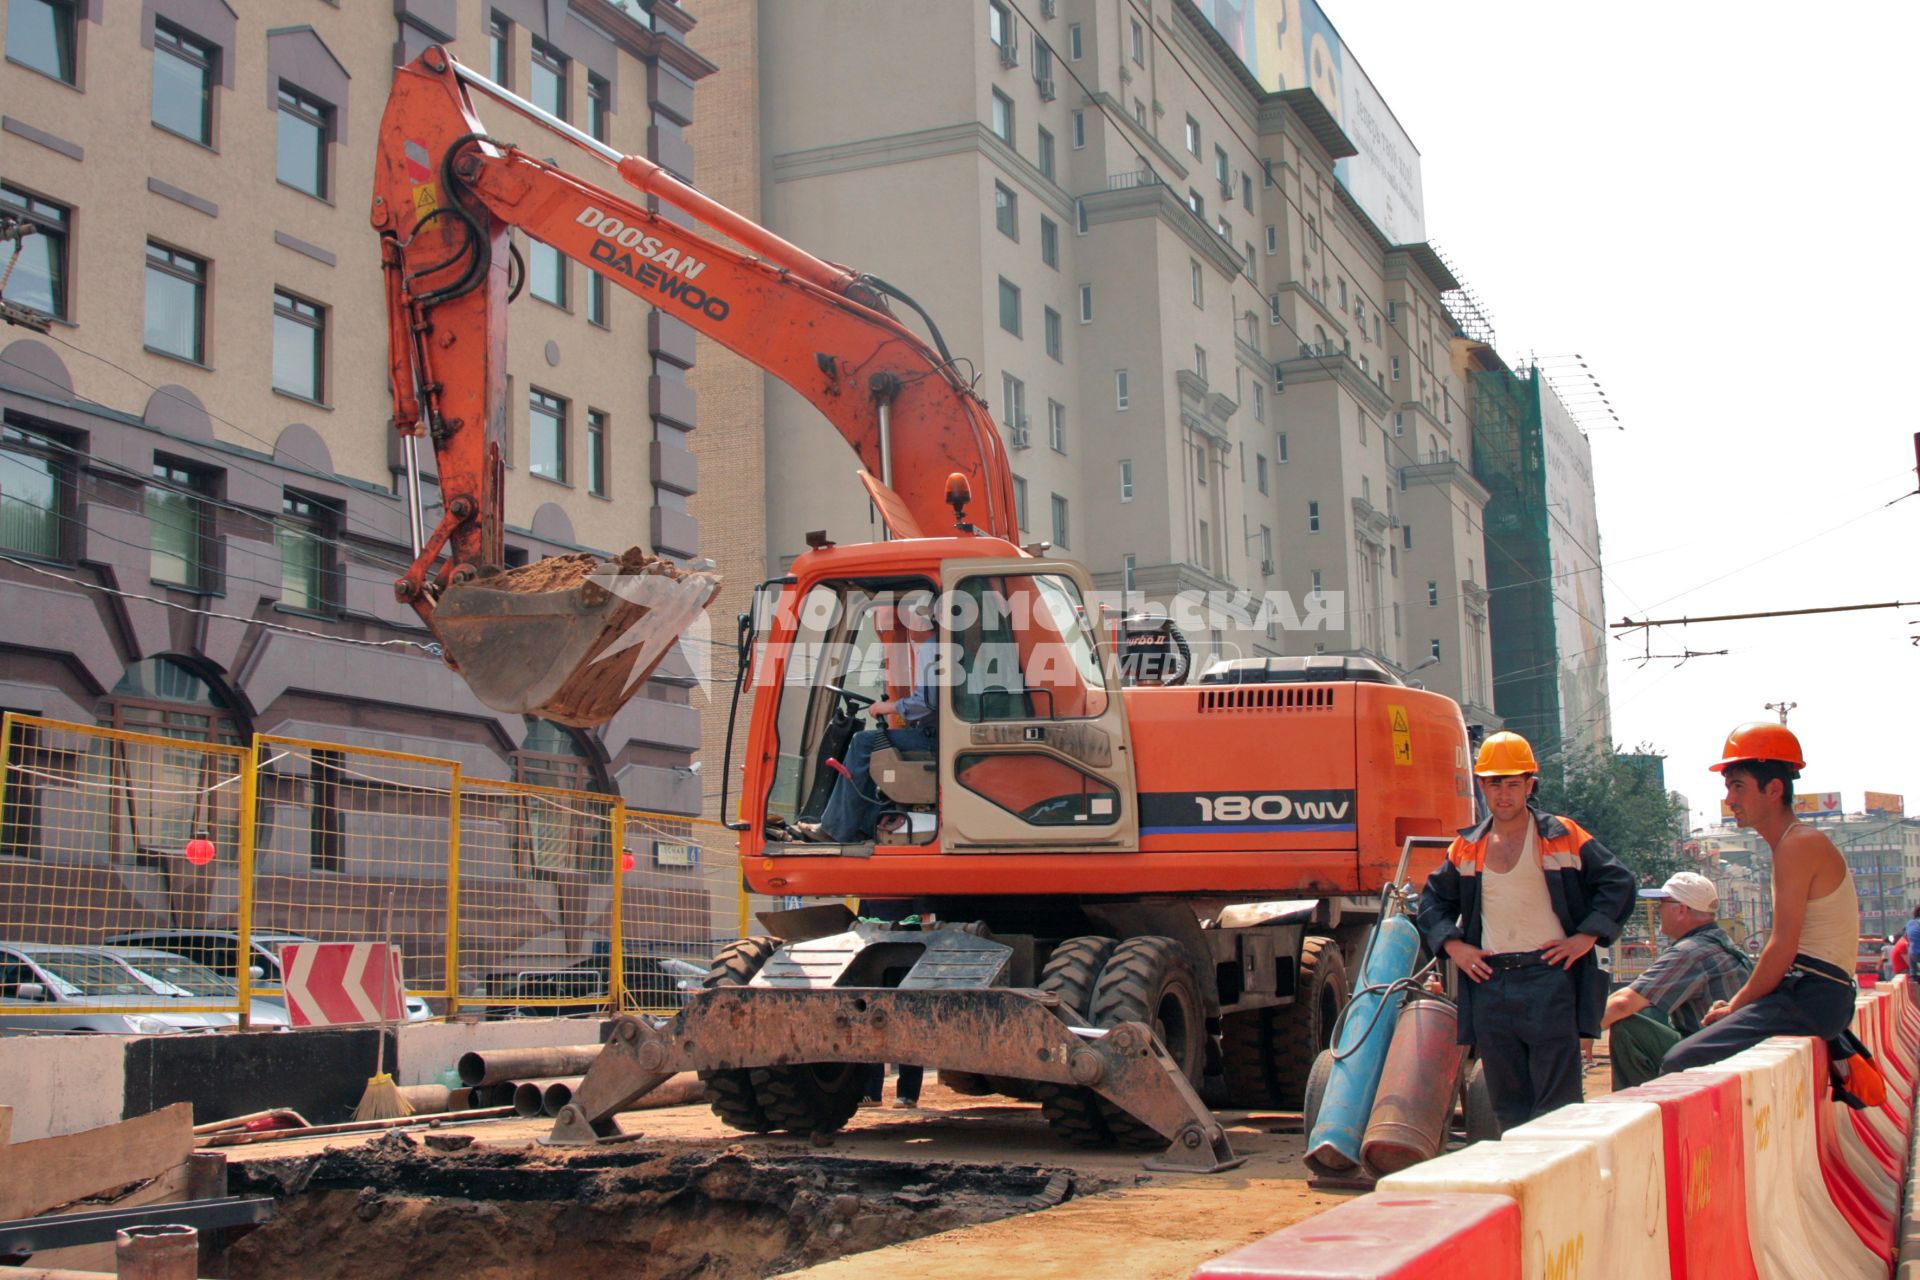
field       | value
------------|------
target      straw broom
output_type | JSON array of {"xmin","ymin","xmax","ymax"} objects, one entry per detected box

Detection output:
[{"xmin": 354, "ymin": 895, "xmax": 414, "ymax": 1121}]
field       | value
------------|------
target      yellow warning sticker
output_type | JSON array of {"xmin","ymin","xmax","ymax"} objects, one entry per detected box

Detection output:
[
  {"xmin": 1388, "ymin": 703, "xmax": 1413, "ymax": 766},
  {"xmin": 412, "ymin": 181, "xmax": 441, "ymax": 217}
]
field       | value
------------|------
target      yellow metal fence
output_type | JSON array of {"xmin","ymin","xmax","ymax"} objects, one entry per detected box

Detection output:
[{"xmin": 0, "ymin": 714, "xmax": 741, "ymax": 1024}]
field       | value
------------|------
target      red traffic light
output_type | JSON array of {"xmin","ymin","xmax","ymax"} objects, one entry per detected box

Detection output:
[{"xmin": 184, "ymin": 835, "xmax": 216, "ymax": 866}]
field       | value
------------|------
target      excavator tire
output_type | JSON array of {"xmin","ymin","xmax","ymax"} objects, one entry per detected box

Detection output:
[
  {"xmin": 698, "ymin": 936, "xmax": 781, "ymax": 1133},
  {"xmin": 1088, "ymin": 936, "xmax": 1207, "ymax": 1148},
  {"xmin": 1267, "ymin": 936, "xmax": 1349, "ymax": 1109},
  {"xmin": 1219, "ymin": 1007, "xmax": 1285, "ymax": 1109},
  {"xmin": 750, "ymin": 1062, "xmax": 869, "ymax": 1135},
  {"xmin": 1034, "ymin": 935, "xmax": 1118, "ymax": 1146}
]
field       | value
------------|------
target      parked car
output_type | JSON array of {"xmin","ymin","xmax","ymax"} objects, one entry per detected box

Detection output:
[
  {"xmin": 479, "ymin": 941, "xmax": 701, "ymax": 1019},
  {"xmin": 103, "ymin": 930, "xmax": 431, "ymax": 1021},
  {"xmin": 0, "ymin": 943, "xmax": 233, "ymax": 1035},
  {"xmin": 106, "ymin": 947, "xmax": 290, "ymax": 1028}
]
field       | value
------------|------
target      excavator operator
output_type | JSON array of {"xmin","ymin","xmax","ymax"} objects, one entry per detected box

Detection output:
[{"xmin": 798, "ymin": 592, "xmax": 941, "ymax": 843}]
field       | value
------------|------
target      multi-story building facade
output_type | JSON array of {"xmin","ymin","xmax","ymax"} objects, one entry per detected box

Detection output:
[
  {"xmin": 0, "ymin": 0, "xmax": 715, "ymax": 814},
  {"xmin": 688, "ymin": 0, "xmax": 1499, "ymax": 735}
]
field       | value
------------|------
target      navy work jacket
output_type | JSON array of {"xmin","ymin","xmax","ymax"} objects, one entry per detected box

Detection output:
[{"xmin": 1416, "ymin": 805, "xmax": 1639, "ymax": 1045}]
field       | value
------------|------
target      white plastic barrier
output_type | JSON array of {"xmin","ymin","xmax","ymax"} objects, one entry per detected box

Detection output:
[
  {"xmin": 1507, "ymin": 1101, "xmax": 1671, "ymax": 1280},
  {"xmin": 1379, "ymin": 1137, "xmax": 1605, "ymax": 1280},
  {"xmin": 1687, "ymin": 1040, "xmax": 1881, "ymax": 1280}
]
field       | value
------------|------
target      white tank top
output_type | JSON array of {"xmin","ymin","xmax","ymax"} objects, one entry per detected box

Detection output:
[
  {"xmin": 1480, "ymin": 825, "xmax": 1568, "ymax": 955},
  {"xmin": 1795, "ymin": 858, "xmax": 1859, "ymax": 976}
]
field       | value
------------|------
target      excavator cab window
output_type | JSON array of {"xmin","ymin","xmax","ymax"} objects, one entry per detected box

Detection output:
[
  {"xmin": 948, "ymin": 573, "xmax": 1108, "ymax": 722},
  {"xmin": 763, "ymin": 577, "xmax": 940, "ymax": 830}
]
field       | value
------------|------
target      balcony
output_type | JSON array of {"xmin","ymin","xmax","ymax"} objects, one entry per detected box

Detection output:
[{"xmin": 1107, "ymin": 168, "xmax": 1160, "ymax": 191}]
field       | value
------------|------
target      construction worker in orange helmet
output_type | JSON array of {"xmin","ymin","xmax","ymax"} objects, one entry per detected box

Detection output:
[
  {"xmin": 1416, "ymin": 730, "xmax": 1636, "ymax": 1132},
  {"xmin": 1662, "ymin": 722, "xmax": 1864, "ymax": 1080}
]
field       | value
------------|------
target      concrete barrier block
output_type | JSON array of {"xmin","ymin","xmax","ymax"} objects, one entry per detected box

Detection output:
[
  {"xmin": 1508, "ymin": 1101, "xmax": 1670, "ymax": 1280},
  {"xmin": 1191, "ymin": 1191, "xmax": 1521, "ymax": 1280},
  {"xmin": 1379, "ymin": 1138, "xmax": 1602, "ymax": 1280},
  {"xmin": 0, "ymin": 1034, "xmax": 127, "ymax": 1140}
]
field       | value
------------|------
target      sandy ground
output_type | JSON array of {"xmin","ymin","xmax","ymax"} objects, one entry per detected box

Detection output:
[{"xmin": 222, "ymin": 1043, "xmax": 1622, "ymax": 1279}]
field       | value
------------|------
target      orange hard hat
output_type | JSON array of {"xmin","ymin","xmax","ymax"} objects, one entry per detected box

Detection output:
[
  {"xmin": 1474, "ymin": 731, "xmax": 1539, "ymax": 776},
  {"xmin": 1709, "ymin": 721, "xmax": 1804, "ymax": 773}
]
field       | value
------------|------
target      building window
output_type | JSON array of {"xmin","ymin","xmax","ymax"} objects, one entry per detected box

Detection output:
[
  {"xmin": 1253, "ymin": 383, "xmax": 1265, "ymax": 422},
  {"xmin": 1387, "ymin": 300, "xmax": 1398, "ymax": 324},
  {"xmin": 1337, "ymin": 277, "xmax": 1348, "ymax": 310},
  {"xmin": 1402, "ymin": 524, "xmax": 1412, "ymax": 549},
  {"xmin": 1187, "ymin": 188, "xmax": 1204, "ymax": 217},
  {"xmin": 1394, "ymin": 410, "xmax": 1405, "ymax": 436},
  {"xmin": 1265, "ymin": 224, "xmax": 1277, "ymax": 254},
  {"xmin": 271, "ymin": 290, "xmax": 325, "ymax": 402},
  {"xmin": 1130, "ymin": 17, "xmax": 1145, "ymax": 64},
  {"xmin": 1032, "ymin": 37, "xmax": 1053, "ymax": 91},
  {"xmin": 1071, "ymin": 109, "xmax": 1086, "ymax": 148},
  {"xmin": 1184, "ymin": 115, "xmax": 1199, "ymax": 154},
  {"xmin": 1427, "ymin": 580, "xmax": 1439, "ymax": 607},
  {"xmin": 1078, "ymin": 283, "xmax": 1092, "ymax": 322},
  {"xmin": 1190, "ymin": 258, "xmax": 1204, "ymax": 307},
  {"xmin": 1040, "ymin": 215, "xmax": 1059, "ymax": 268},
  {"xmin": 988, "ymin": 0, "xmax": 1011, "ymax": 47},
  {"xmin": 1277, "ymin": 432, "xmax": 1289, "ymax": 462},
  {"xmin": 1242, "ymin": 172, "xmax": 1253, "ymax": 210},
  {"xmin": 1119, "ymin": 458, "xmax": 1133, "ymax": 501},
  {"xmin": 997, "ymin": 276, "xmax": 1021, "ymax": 335},
  {"xmin": 1393, "ymin": 602, "xmax": 1401, "ymax": 637},
  {"xmin": 1260, "ymin": 525, "xmax": 1273, "ymax": 570},
  {"xmin": 1037, "ymin": 125, "xmax": 1055, "ymax": 180},
  {"xmin": 587, "ymin": 270, "xmax": 608, "ymax": 326},
  {"xmin": 1122, "ymin": 553, "xmax": 1136, "ymax": 594},
  {"xmin": 144, "ymin": 243, "xmax": 207, "ymax": 364},
  {"xmin": 1214, "ymin": 145, "xmax": 1229, "ymax": 189},
  {"xmin": 1197, "ymin": 519, "xmax": 1210, "ymax": 570},
  {"xmin": 1068, "ymin": 22, "xmax": 1082, "ymax": 58},
  {"xmin": 1311, "ymin": 569, "xmax": 1322, "ymax": 596},
  {"xmin": 1256, "ymin": 453, "xmax": 1268, "ymax": 494},
  {"xmin": 1075, "ymin": 197, "xmax": 1089, "ymax": 234},
  {"xmin": 1115, "ymin": 369, "xmax": 1129, "ymax": 410},
  {"xmin": 994, "ymin": 182, "xmax": 1018, "ymax": 239},
  {"xmin": 990, "ymin": 89, "xmax": 1014, "ymax": 142},
  {"xmin": 1193, "ymin": 345, "xmax": 1207, "ymax": 383},
  {"xmin": 587, "ymin": 71, "xmax": 611, "ymax": 142},
  {"xmin": 530, "ymin": 36, "xmax": 568, "ymax": 119},
  {"xmin": 1044, "ymin": 307, "xmax": 1063, "ymax": 361},
  {"xmin": 1012, "ymin": 474, "xmax": 1028, "ymax": 531},
  {"xmin": 275, "ymin": 84, "xmax": 332, "ymax": 199},
  {"xmin": 148, "ymin": 459, "xmax": 216, "ymax": 591},
  {"xmin": 529, "ymin": 388, "xmax": 567, "ymax": 481},
  {"xmin": 1001, "ymin": 372, "xmax": 1025, "ymax": 435},
  {"xmin": 1391, "ymin": 355, "xmax": 1403, "ymax": 381},
  {"xmin": 0, "ymin": 419, "xmax": 69, "ymax": 561},
  {"xmin": 1430, "ymin": 639, "xmax": 1442, "ymax": 661},
  {"xmin": 0, "ymin": 185, "xmax": 68, "ymax": 320},
  {"xmin": 1051, "ymin": 493, "xmax": 1069, "ymax": 548},
  {"xmin": 529, "ymin": 238, "xmax": 567, "ymax": 306},
  {"xmin": 152, "ymin": 22, "xmax": 216, "ymax": 145},
  {"xmin": 7, "ymin": 0, "xmax": 76, "ymax": 83},
  {"xmin": 1307, "ymin": 500, "xmax": 1320, "ymax": 533},
  {"xmin": 278, "ymin": 491, "xmax": 339, "ymax": 615},
  {"xmin": 587, "ymin": 408, "xmax": 608, "ymax": 497},
  {"xmin": 488, "ymin": 10, "xmax": 511, "ymax": 87},
  {"xmin": 1047, "ymin": 398, "xmax": 1066, "ymax": 450}
]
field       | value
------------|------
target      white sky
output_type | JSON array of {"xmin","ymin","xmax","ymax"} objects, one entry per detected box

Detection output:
[{"xmin": 1323, "ymin": 3, "xmax": 1920, "ymax": 828}]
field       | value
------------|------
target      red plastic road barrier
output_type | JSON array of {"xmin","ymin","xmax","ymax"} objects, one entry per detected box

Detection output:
[
  {"xmin": 1599, "ymin": 1071, "xmax": 1757, "ymax": 1280},
  {"xmin": 280, "ymin": 941, "xmax": 406, "ymax": 1027},
  {"xmin": 1190, "ymin": 1192, "xmax": 1521, "ymax": 1280},
  {"xmin": 1809, "ymin": 1038, "xmax": 1896, "ymax": 1260}
]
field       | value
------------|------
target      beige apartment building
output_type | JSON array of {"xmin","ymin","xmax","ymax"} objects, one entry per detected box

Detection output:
[
  {"xmin": 0, "ymin": 0, "xmax": 718, "ymax": 813},
  {"xmin": 682, "ymin": 0, "xmax": 1497, "ymax": 746}
]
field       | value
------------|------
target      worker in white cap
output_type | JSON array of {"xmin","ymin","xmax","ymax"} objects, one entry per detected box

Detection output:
[{"xmin": 1599, "ymin": 871, "xmax": 1752, "ymax": 1088}]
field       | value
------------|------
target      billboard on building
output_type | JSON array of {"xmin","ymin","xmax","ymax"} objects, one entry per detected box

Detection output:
[
  {"xmin": 1190, "ymin": 0, "xmax": 1427, "ymax": 244},
  {"xmin": 1719, "ymin": 790, "xmax": 1843, "ymax": 823},
  {"xmin": 1866, "ymin": 791, "xmax": 1906, "ymax": 814}
]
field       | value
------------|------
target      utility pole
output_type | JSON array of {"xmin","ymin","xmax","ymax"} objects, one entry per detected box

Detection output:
[{"xmin": 1765, "ymin": 700, "xmax": 1796, "ymax": 725}]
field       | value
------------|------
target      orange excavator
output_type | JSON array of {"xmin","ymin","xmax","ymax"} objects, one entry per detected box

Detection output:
[{"xmin": 375, "ymin": 49, "xmax": 1473, "ymax": 1170}]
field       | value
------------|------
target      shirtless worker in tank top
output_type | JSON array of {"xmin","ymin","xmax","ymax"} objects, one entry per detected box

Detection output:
[{"xmin": 1661, "ymin": 722, "xmax": 1860, "ymax": 1073}]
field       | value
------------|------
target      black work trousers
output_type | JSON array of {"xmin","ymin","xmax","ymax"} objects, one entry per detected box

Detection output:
[
  {"xmin": 1660, "ymin": 966, "xmax": 1856, "ymax": 1075},
  {"xmin": 1470, "ymin": 960, "xmax": 1583, "ymax": 1133}
]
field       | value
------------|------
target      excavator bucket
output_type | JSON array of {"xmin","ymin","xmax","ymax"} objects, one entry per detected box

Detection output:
[{"xmin": 429, "ymin": 548, "xmax": 721, "ymax": 728}]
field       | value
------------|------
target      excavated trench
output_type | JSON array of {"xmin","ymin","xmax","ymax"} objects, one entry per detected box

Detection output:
[{"xmin": 220, "ymin": 1136, "xmax": 1102, "ymax": 1279}]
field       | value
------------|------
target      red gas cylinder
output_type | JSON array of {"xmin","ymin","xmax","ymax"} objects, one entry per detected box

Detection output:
[{"xmin": 1360, "ymin": 997, "xmax": 1467, "ymax": 1175}]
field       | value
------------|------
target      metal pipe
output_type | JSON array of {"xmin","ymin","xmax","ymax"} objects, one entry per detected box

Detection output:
[
  {"xmin": 457, "ymin": 1044, "xmax": 602, "ymax": 1087},
  {"xmin": 512, "ymin": 1080, "xmax": 550, "ymax": 1118},
  {"xmin": 545, "ymin": 1072, "xmax": 702, "ymax": 1117},
  {"xmin": 401, "ymin": 434, "xmax": 427, "ymax": 557},
  {"xmin": 115, "ymin": 1224, "xmax": 197, "ymax": 1280},
  {"xmin": 396, "ymin": 1084, "xmax": 453, "ymax": 1114},
  {"xmin": 481, "ymin": 1081, "xmax": 519, "ymax": 1108},
  {"xmin": 540, "ymin": 1076, "xmax": 585, "ymax": 1116}
]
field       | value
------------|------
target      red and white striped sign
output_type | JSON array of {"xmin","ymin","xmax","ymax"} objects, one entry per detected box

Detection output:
[{"xmin": 280, "ymin": 942, "xmax": 406, "ymax": 1027}]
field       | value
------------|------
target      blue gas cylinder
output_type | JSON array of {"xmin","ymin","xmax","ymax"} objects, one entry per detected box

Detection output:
[{"xmin": 1304, "ymin": 913, "xmax": 1422, "ymax": 1175}]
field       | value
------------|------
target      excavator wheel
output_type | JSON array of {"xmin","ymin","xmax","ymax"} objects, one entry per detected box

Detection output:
[
  {"xmin": 698, "ymin": 936, "xmax": 781, "ymax": 1133},
  {"xmin": 1219, "ymin": 1007, "xmax": 1284, "ymax": 1109},
  {"xmin": 749, "ymin": 1062, "xmax": 869, "ymax": 1135},
  {"xmin": 1034, "ymin": 935, "xmax": 1118, "ymax": 1146},
  {"xmin": 1087, "ymin": 936, "xmax": 1207, "ymax": 1148},
  {"xmin": 1267, "ymin": 936, "xmax": 1349, "ymax": 1110}
]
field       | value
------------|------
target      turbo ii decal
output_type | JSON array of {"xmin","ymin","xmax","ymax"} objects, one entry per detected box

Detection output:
[
  {"xmin": 576, "ymin": 206, "xmax": 731, "ymax": 321},
  {"xmin": 1139, "ymin": 790, "xmax": 1358, "ymax": 834}
]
